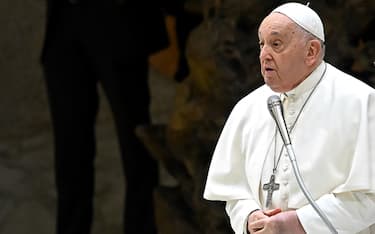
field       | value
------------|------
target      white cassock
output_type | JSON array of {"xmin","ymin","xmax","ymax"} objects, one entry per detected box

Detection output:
[{"xmin": 203, "ymin": 61, "xmax": 375, "ymax": 234}]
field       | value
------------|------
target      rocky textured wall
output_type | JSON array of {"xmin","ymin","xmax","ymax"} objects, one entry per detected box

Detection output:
[{"xmin": 138, "ymin": 0, "xmax": 375, "ymax": 233}]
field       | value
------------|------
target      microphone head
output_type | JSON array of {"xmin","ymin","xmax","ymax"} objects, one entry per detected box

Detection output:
[
  {"xmin": 267, "ymin": 94, "xmax": 291, "ymax": 145},
  {"xmin": 267, "ymin": 95, "xmax": 283, "ymax": 117}
]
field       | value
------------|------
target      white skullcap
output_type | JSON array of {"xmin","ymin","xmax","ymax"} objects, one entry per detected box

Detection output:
[{"xmin": 272, "ymin": 2, "xmax": 325, "ymax": 42}]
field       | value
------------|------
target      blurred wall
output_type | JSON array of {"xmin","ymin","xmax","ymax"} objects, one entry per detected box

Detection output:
[{"xmin": 0, "ymin": 0, "xmax": 49, "ymax": 139}]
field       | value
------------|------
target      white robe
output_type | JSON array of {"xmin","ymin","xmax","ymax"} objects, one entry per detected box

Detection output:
[{"xmin": 203, "ymin": 62, "xmax": 375, "ymax": 234}]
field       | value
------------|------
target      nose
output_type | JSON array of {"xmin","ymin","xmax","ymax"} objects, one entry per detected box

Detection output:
[{"xmin": 259, "ymin": 45, "xmax": 271, "ymax": 61}]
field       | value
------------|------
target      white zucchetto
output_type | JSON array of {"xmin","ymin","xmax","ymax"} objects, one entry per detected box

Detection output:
[{"xmin": 272, "ymin": 2, "xmax": 325, "ymax": 42}]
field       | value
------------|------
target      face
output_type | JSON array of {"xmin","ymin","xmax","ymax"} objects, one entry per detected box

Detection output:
[{"xmin": 258, "ymin": 13, "xmax": 311, "ymax": 92}]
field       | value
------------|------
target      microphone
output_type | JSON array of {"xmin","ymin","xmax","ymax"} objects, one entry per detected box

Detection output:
[
  {"xmin": 267, "ymin": 95, "xmax": 291, "ymax": 144},
  {"xmin": 267, "ymin": 95, "xmax": 296, "ymax": 162},
  {"xmin": 267, "ymin": 95, "xmax": 338, "ymax": 234}
]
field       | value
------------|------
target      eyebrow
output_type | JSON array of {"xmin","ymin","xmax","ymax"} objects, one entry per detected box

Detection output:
[
  {"xmin": 271, "ymin": 30, "xmax": 281, "ymax": 35},
  {"xmin": 259, "ymin": 29, "xmax": 282, "ymax": 36}
]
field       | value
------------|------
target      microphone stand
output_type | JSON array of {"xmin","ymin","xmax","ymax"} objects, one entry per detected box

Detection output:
[{"xmin": 268, "ymin": 95, "xmax": 338, "ymax": 234}]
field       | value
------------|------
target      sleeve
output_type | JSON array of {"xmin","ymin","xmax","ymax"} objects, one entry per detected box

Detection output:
[
  {"xmin": 332, "ymin": 90, "xmax": 375, "ymax": 194},
  {"xmin": 203, "ymin": 100, "xmax": 261, "ymax": 233},
  {"xmin": 226, "ymin": 200, "xmax": 260, "ymax": 234},
  {"xmin": 296, "ymin": 90, "xmax": 375, "ymax": 233},
  {"xmin": 203, "ymin": 101, "xmax": 253, "ymax": 201},
  {"xmin": 296, "ymin": 192, "xmax": 375, "ymax": 233}
]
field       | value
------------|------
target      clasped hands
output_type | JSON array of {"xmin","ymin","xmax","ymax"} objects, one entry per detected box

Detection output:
[{"xmin": 247, "ymin": 208, "xmax": 306, "ymax": 234}]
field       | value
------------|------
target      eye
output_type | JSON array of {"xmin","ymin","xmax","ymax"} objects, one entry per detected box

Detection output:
[
  {"xmin": 259, "ymin": 41, "xmax": 264, "ymax": 50},
  {"xmin": 272, "ymin": 40, "xmax": 282, "ymax": 48}
]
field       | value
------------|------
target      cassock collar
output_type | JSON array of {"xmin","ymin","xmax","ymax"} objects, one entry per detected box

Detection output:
[{"xmin": 283, "ymin": 61, "xmax": 326, "ymax": 100}]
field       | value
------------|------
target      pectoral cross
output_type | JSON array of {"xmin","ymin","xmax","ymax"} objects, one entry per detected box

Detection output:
[{"xmin": 262, "ymin": 174, "xmax": 280, "ymax": 208}]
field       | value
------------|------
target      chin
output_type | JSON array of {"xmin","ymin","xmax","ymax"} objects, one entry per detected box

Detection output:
[
  {"xmin": 264, "ymin": 78, "xmax": 275, "ymax": 87},
  {"xmin": 265, "ymin": 82, "xmax": 282, "ymax": 93}
]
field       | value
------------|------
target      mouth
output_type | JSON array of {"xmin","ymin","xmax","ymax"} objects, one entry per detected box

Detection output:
[
  {"xmin": 263, "ymin": 67, "xmax": 275, "ymax": 75},
  {"xmin": 264, "ymin": 66, "xmax": 274, "ymax": 72}
]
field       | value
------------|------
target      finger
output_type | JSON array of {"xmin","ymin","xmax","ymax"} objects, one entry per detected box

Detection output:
[
  {"xmin": 248, "ymin": 220, "xmax": 264, "ymax": 233},
  {"xmin": 249, "ymin": 212, "xmax": 265, "ymax": 224},
  {"xmin": 263, "ymin": 208, "xmax": 282, "ymax": 217}
]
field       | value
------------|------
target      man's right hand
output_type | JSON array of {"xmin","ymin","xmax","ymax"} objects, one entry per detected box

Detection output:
[{"xmin": 247, "ymin": 208, "xmax": 282, "ymax": 233}]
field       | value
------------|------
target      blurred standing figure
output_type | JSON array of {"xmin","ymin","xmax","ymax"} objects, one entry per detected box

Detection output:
[{"xmin": 40, "ymin": 0, "xmax": 169, "ymax": 234}]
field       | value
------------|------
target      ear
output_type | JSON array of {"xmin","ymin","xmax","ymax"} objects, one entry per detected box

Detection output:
[{"xmin": 305, "ymin": 39, "xmax": 321, "ymax": 66}]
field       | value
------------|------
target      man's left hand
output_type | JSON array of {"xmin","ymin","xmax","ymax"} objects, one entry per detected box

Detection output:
[{"xmin": 248, "ymin": 210, "xmax": 306, "ymax": 234}]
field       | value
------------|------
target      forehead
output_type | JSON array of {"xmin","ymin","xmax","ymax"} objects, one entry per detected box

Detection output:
[{"xmin": 258, "ymin": 13, "xmax": 297, "ymax": 38}]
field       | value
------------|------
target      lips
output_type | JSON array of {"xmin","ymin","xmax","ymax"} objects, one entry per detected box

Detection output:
[
  {"xmin": 263, "ymin": 67, "xmax": 275, "ymax": 75},
  {"xmin": 263, "ymin": 66, "xmax": 276, "ymax": 78}
]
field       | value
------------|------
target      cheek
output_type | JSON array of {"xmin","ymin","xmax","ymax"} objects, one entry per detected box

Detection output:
[
  {"xmin": 275, "ymin": 57, "xmax": 300, "ymax": 81},
  {"xmin": 279, "ymin": 52, "xmax": 304, "ymax": 70},
  {"xmin": 275, "ymin": 56, "xmax": 292, "ymax": 73}
]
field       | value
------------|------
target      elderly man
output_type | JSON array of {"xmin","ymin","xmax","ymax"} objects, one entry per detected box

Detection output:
[{"xmin": 203, "ymin": 2, "xmax": 375, "ymax": 234}]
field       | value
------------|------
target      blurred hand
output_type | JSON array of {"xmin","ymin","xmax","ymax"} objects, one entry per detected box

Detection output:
[{"xmin": 247, "ymin": 209, "xmax": 305, "ymax": 234}]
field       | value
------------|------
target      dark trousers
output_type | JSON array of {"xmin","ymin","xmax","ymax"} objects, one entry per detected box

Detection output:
[{"xmin": 42, "ymin": 5, "xmax": 158, "ymax": 234}]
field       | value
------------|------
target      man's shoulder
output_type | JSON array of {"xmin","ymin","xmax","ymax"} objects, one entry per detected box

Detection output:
[
  {"xmin": 326, "ymin": 63, "xmax": 375, "ymax": 94},
  {"xmin": 238, "ymin": 85, "xmax": 271, "ymax": 105},
  {"xmin": 229, "ymin": 84, "xmax": 271, "ymax": 117}
]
